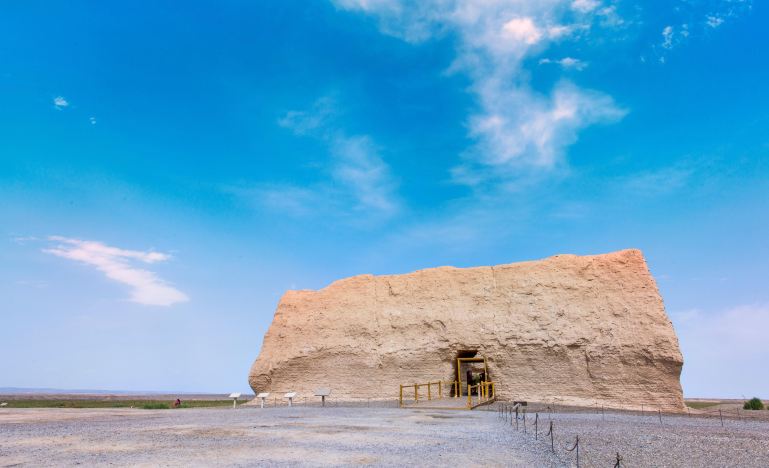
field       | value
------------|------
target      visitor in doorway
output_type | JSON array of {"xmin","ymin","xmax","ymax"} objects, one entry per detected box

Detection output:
[{"xmin": 466, "ymin": 370, "xmax": 473, "ymax": 395}]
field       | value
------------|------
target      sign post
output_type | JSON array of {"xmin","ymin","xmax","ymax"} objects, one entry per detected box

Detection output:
[{"xmin": 314, "ymin": 388, "xmax": 331, "ymax": 407}]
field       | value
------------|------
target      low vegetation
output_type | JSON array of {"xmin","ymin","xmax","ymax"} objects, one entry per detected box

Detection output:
[
  {"xmin": 743, "ymin": 397, "xmax": 765, "ymax": 411},
  {"xmin": 141, "ymin": 402, "xmax": 170, "ymax": 409},
  {"xmin": 0, "ymin": 399, "xmax": 243, "ymax": 409},
  {"xmin": 685, "ymin": 401, "xmax": 719, "ymax": 410}
]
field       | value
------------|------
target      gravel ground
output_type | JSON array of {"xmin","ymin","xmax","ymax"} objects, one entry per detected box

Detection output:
[
  {"xmin": 489, "ymin": 406, "xmax": 769, "ymax": 467},
  {"xmin": 0, "ymin": 406, "xmax": 555, "ymax": 467},
  {"xmin": 2, "ymin": 406, "xmax": 769, "ymax": 467}
]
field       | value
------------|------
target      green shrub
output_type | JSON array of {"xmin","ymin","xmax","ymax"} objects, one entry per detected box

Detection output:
[
  {"xmin": 141, "ymin": 402, "xmax": 170, "ymax": 410},
  {"xmin": 743, "ymin": 397, "xmax": 764, "ymax": 410}
]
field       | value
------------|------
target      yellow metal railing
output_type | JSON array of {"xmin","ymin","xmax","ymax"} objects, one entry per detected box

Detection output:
[
  {"xmin": 466, "ymin": 381, "xmax": 496, "ymax": 408},
  {"xmin": 399, "ymin": 380, "xmax": 459, "ymax": 407}
]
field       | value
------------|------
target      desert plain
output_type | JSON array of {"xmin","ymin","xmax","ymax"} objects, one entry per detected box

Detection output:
[{"xmin": 3, "ymin": 398, "xmax": 769, "ymax": 467}]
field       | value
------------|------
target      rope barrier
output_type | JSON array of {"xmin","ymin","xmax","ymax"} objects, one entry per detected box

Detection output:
[
  {"xmin": 565, "ymin": 435, "xmax": 580, "ymax": 468},
  {"xmin": 545, "ymin": 420, "xmax": 554, "ymax": 452},
  {"xmin": 493, "ymin": 398, "xmax": 768, "ymax": 467}
]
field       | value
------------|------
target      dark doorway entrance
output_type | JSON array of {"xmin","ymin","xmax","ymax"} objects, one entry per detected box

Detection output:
[{"xmin": 452, "ymin": 350, "xmax": 489, "ymax": 396}]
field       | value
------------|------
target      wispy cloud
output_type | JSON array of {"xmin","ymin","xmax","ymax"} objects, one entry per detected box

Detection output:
[
  {"xmin": 11, "ymin": 235, "xmax": 39, "ymax": 245},
  {"xmin": 53, "ymin": 96, "xmax": 69, "ymax": 110},
  {"xmin": 620, "ymin": 166, "xmax": 693, "ymax": 195},
  {"xmin": 43, "ymin": 236, "xmax": 188, "ymax": 306},
  {"xmin": 539, "ymin": 57, "xmax": 589, "ymax": 71},
  {"xmin": 456, "ymin": 81, "xmax": 625, "ymax": 183},
  {"xmin": 571, "ymin": 0, "xmax": 601, "ymax": 14},
  {"xmin": 333, "ymin": 1, "xmax": 627, "ymax": 185},
  {"xmin": 239, "ymin": 96, "xmax": 399, "ymax": 223}
]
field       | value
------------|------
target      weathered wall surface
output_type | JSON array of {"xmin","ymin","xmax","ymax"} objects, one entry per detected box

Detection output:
[{"xmin": 248, "ymin": 249, "xmax": 685, "ymax": 410}]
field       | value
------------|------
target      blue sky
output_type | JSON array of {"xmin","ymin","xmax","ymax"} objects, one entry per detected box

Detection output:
[{"xmin": 1, "ymin": 0, "xmax": 767, "ymax": 397}]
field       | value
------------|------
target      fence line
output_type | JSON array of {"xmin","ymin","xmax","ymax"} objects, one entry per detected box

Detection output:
[
  {"xmin": 497, "ymin": 403, "xmax": 609, "ymax": 467},
  {"xmin": 491, "ymin": 400, "xmax": 768, "ymax": 466}
]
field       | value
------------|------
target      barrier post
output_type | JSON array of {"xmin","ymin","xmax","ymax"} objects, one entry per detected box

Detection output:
[
  {"xmin": 567, "ymin": 436, "xmax": 579, "ymax": 468},
  {"xmin": 467, "ymin": 384, "xmax": 472, "ymax": 408},
  {"xmin": 454, "ymin": 381, "xmax": 458, "ymax": 398},
  {"xmin": 427, "ymin": 382, "xmax": 431, "ymax": 401},
  {"xmin": 515, "ymin": 406, "xmax": 519, "ymax": 430},
  {"xmin": 414, "ymin": 384, "xmax": 418, "ymax": 402},
  {"xmin": 438, "ymin": 381, "xmax": 442, "ymax": 398},
  {"xmin": 399, "ymin": 385, "xmax": 403, "ymax": 407},
  {"xmin": 548, "ymin": 421, "xmax": 554, "ymax": 451}
]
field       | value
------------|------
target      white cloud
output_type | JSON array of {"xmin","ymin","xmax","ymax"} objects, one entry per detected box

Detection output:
[
  {"xmin": 53, "ymin": 96, "xmax": 69, "ymax": 110},
  {"xmin": 332, "ymin": 0, "xmax": 627, "ymax": 184},
  {"xmin": 89, "ymin": 117, "xmax": 97, "ymax": 125},
  {"xmin": 571, "ymin": 0, "xmax": 600, "ymax": 14},
  {"xmin": 661, "ymin": 25, "xmax": 674, "ymax": 49},
  {"xmin": 464, "ymin": 81, "xmax": 625, "ymax": 174},
  {"xmin": 706, "ymin": 15, "xmax": 725, "ymax": 28},
  {"xmin": 539, "ymin": 57, "xmax": 588, "ymax": 70},
  {"xmin": 672, "ymin": 304, "xmax": 769, "ymax": 397},
  {"xmin": 501, "ymin": 17, "xmax": 542, "ymax": 45},
  {"xmin": 43, "ymin": 236, "xmax": 188, "ymax": 306},
  {"xmin": 653, "ymin": 2, "xmax": 753, "ymax": 62}
]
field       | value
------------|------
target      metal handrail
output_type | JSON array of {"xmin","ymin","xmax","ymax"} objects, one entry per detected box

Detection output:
[
  {"xmin": 466, "ymin": 381, "xmax": 496, "ymax": 408},
  {"xmin": 399, "ymin": 380, "xmax": 459, "ymax": 407}
]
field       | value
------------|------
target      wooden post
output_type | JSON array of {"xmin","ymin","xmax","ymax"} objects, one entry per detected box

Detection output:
[
  {"xmin": 399, "ymin": 385, "xmax": 403, "ymax": 407},
  {"xmin": 467, "ymin": 384, "xmax": 472, "ymax": 408},
  {"xmin": 454, "ymin": 381, "xmax": 458, "ymax": 398},
  {"xmin": 414, "ymin": 384, "xmax": 418, "ymax": 402},
  {"xmin": 427, "ymin": 382, "xmax": 432, "ymax": 400},
  {"xmin": 438, "ymin": 381, "xmax": 442, "ymax": 398}
]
